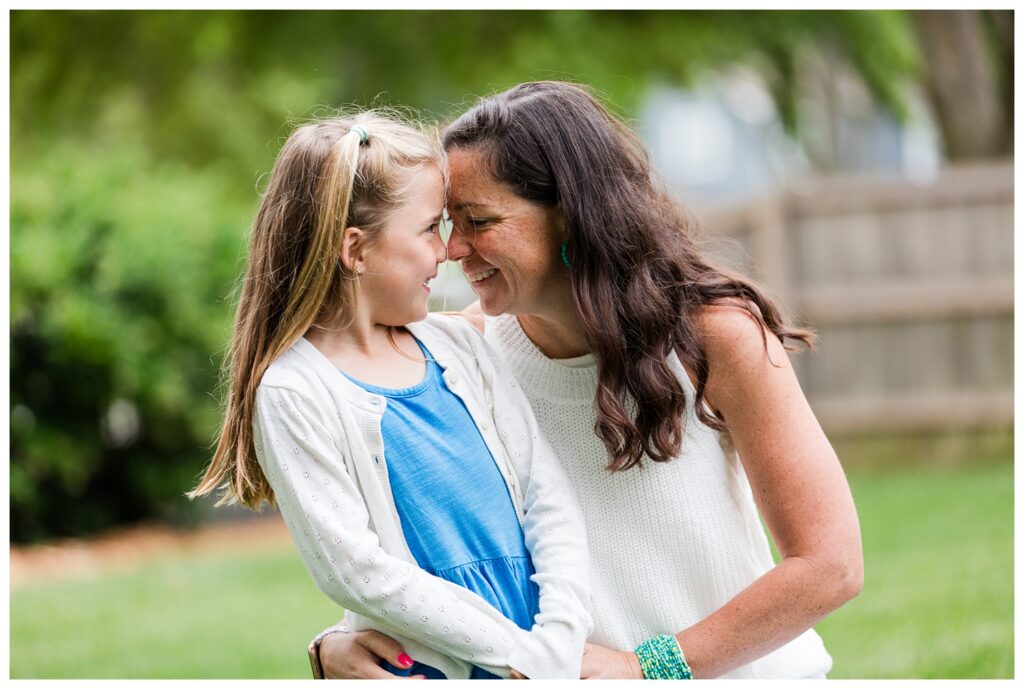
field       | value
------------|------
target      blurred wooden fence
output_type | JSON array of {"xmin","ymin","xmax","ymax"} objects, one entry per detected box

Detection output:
[{"xmin": 697, "ymin": 161, "xmax": 1013, "ymax": 436}]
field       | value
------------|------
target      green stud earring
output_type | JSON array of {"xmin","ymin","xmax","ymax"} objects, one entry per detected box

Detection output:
[{"xmin": 560, "ymin": 241, "xmax": 571, "ymax": 269}]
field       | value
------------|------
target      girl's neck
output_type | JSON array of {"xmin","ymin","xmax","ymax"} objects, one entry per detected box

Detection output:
[
  {"xmin": 305, "ymin": 310, "xmax": 393, "ymax": 359},
  {"xmin": 305, "ymin": 314, "xmax": 426, "ymax": 389}
]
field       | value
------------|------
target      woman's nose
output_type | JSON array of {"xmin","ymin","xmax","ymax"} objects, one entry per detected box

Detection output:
[{"xmin": 446, "ymin": 226, "xmax": 471, "ymax": 262}]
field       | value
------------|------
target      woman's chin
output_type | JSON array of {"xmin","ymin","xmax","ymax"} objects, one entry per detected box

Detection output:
[
  {"xmin": 468, "ymin": 277, "xmax": 518, "ymax": 316},
  {"xmin": 476, "ymin": 294, "xmax": 509, "ymax": 317}
]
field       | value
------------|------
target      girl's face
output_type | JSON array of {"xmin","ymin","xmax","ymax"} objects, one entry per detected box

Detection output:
[
  {"xmin": 445, "ymin": 147, "xmax": 568, "ymax": 318},
  {"xmin": 361, "ymin": 164, "xmax": 447, "ymax": 326}
]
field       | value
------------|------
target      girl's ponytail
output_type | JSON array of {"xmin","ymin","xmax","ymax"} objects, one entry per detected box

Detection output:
[
  {"xmin": 190, "ymin": 114, "xmax": 442, "ymax": 508},
  {"xmin": 273, "ymin": 128, "xmax": 363, "ymax": 364}
]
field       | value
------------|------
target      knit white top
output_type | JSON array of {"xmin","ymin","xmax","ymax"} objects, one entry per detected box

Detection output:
[{"xmin": 484, "ymin": 313, "xmax": 833, "ymax": 679}]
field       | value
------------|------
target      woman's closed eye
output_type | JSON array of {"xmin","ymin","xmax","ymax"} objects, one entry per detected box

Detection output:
[{"xmin": 466, "ymin": 217, "xmax": 494, "ymax": 229}]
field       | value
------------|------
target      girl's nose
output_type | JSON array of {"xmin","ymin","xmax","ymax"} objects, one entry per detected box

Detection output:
[{"xmin": 434, "ymin": 234, "xmax": 448, "ymax": 263}]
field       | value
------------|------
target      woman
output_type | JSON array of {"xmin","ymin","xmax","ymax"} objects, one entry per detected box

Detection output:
[{"xmin": 313, "ymin": 81, "xmax": 862, "ymax": 679}]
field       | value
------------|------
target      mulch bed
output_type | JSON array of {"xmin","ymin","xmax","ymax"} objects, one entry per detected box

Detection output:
[{"xmin": 10, "ymin": 516, "xmax": 291, "ymax": 587}]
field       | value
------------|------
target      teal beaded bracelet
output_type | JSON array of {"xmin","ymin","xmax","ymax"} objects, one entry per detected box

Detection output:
[{"xmin": 635, "ymin": 634, "xmax": 693, "ymax": 680}]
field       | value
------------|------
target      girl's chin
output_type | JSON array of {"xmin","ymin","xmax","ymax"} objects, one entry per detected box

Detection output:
[{"xmin": 388, "ymin": 304, "xmax": 430, "ymax": 326}]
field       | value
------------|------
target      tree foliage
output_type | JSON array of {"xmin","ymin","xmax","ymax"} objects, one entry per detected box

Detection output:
[
  {"xmin": 11, "ymin": 10, "xmax": 928, "ymax": 541},
  {"xmin": 12, "ymin": 10, "xmax": 923, "ymax": 169}
]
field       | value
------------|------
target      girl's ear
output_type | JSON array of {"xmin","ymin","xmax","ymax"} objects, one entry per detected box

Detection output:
[{"xmin": 340, "ymin": 226, "xmax": 367, "ymax": 274}]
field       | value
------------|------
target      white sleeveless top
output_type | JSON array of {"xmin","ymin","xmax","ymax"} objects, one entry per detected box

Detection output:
[{"xmin": 484, "ymin": 314, "xmax": 833, "ymax": 679}]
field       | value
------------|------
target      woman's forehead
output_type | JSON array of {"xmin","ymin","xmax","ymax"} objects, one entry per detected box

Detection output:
[
  {"xmin": 449, "ymin": 194, "xmax": 495, "ymax": 212},
  {"xmin": 448, "ymin": 153, "xmax": 512, "ymax": 209}
]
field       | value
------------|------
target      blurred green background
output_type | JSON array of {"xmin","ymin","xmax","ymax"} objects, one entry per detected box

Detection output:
[{"xmin": 10, "ymin": 9, "xmax": 1013, "ymax": 679}]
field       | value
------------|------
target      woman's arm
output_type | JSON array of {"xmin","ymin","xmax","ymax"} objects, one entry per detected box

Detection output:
[
  {"xmin": 255, "ymin": 384, "xmax": 537, "ymax": 678},
  {"xmin": 316, "ymin": 627, "xmax": 425, "ymax": 679},
  {"xmin": 583, "ymin": 304, "xmax": 862, "ymax": 678}
]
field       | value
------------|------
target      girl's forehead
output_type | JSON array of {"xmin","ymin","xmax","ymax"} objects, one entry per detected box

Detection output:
[
  {"xmin": 390, "ymin": 165, "xmax": 444, "ymax": 212},
  {"xmin": 404, "ymin": 164, "xmax": 445, "ymax": 191}
]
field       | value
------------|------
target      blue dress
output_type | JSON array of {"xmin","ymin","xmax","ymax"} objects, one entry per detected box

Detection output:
[{"xmin": 340, "ymin": 338, "xmax": 540, "ymax": 679}]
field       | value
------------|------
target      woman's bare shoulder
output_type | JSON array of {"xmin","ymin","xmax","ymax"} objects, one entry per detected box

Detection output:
[
  {"xmin": 429, "ymin": 302, "xmax": 485, "ymax": 337},
  {"xmin": 695, "ymin": 302, "xmax": 795, "ymax": 429},
  {"xmin": 696, "ymin": 301, "xmax": 787, "ymax": 375},
  {"xmin": 459, "ymin": 300, "xmax": 485, "ymax": 335}
]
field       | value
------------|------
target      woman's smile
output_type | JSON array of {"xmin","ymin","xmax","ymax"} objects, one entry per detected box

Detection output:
[{"xmin": 466, "ymin": 267, "xmax": 499, "ymax": 284}]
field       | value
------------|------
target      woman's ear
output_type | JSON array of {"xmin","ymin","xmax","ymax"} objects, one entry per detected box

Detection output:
[
  {"xmin": 340, "ymin": 226, "xmax": 366, "ymax": 274},
  {"xmin": 550, "ymin": 205, "xmax": 568, "ymax": 240}
]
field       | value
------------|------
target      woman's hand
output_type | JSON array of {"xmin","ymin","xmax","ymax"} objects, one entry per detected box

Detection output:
[
  {"xmin": 320, "ymin": 630, "xmax": 425, "ymax": 679},
  {"xmin": 580, "ymin": 642, "xmax": 643, "ymax": 679}
]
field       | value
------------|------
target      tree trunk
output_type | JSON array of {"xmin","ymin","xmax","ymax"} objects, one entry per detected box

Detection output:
[
  {"xmin": 913, "ymin": 10, "xmax": 1009, "ymax": 161},
  {"xmin": 983, "ymin": 10, "xmax": 1013, "ymax": 153}
]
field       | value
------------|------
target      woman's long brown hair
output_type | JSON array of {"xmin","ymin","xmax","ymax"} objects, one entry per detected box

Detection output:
[
  {"xmin": 443, "ymin": 81, "xmax": 814, "ymax": 471},
  {"xmin": 190, "ymin": 113, "xmax": 443, "ymax": 508}
]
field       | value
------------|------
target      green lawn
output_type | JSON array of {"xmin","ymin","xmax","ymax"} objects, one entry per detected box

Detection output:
[
  {"xmin": 816, "ymin": 459, "xmax": 1013, "ymax": 678},
  {"xmin": 11, "ymin": 460, "xmax": 1013, "ymax": 678},
  {"xmin": 10, "ymin": 547, "xmax": 342, "ymax": 678}
]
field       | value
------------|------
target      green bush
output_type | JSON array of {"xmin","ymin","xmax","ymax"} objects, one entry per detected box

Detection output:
[{"xmin": 11, "ymin": 143, "xmax": 251, "ymax": 541}]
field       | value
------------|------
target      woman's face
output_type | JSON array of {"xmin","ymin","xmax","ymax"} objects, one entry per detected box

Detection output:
[{"xmin": 445, "ymin": 147, "xmax": 568, "ymax": 317}]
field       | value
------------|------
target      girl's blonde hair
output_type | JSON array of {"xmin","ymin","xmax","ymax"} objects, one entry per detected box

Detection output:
[{"xmin": 190, "ymin": 111, "xmax": 445, "ymax": 508}]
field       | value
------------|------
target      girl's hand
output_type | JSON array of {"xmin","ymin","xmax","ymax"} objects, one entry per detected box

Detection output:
[
  {"xmin": 580, "ymin": 642, "xmax": 643, "ymax": 679},
  {"xmin": 321, "ymin": 630, "xmax": 425, "ymax": 679}
]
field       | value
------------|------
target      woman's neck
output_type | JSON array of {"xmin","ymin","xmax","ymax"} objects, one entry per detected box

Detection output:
[{"xmin": 516, "ymin": 308, "xmax": 590, "ymax": 360}]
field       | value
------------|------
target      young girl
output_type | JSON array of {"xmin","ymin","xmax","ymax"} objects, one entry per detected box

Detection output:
[{"xmin": 189, "ymin": 113, "xmax": 592, "ymax": 679}]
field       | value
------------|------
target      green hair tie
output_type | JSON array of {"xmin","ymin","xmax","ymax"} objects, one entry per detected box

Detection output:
[{"xmin": 350, "ymin": 125, "xmax": 369, "ymax": 144}]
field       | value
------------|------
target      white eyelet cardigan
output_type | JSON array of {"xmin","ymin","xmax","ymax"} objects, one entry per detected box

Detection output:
[{"xmin": 252, "ymin": 313, "xmax": 593, "ymax": 679}]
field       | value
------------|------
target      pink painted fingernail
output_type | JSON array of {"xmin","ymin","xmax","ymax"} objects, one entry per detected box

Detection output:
[{"xmin": 397, "ymin": 653, "xmax": 414, "ymax": 667}]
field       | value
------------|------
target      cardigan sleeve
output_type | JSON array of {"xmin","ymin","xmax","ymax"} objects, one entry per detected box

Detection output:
[
  {"xmin": 473, "ymin": 342, "xmax": 595, "ymax": 678},
  {"xmin": 252, "ymin": 383, "xmax": 532, "ymax": 677}
]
